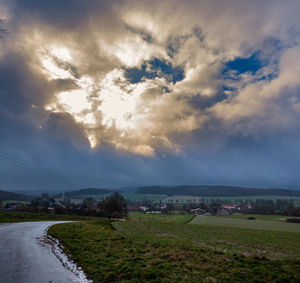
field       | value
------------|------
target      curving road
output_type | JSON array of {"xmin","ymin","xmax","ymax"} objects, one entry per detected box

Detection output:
[{"xmin": 0, "ymin": 221, "xmax": 90, "ymax": 283}]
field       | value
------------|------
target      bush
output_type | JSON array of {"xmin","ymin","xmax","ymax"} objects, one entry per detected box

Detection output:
[
  {"xmin": 247, "ymin": 217, "xmax": 256, "ymax": 220},
  {"xmin": 286, "ymin": 218, "xmax": 300, "ymax": 223},
  {"xmin": 112, "ymin": 211, "xmax": 122, "ymax": 219}
]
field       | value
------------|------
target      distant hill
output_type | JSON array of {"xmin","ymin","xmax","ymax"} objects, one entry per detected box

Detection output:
[
  {"xmin": 0, "ymin": 189, "xmax": 33, "ymax": 201},
  {"xmin": 137, "ymin": 186, "xmax": 300, "ymax": 197},
  {"xmin": 64, "ymin": 188, "xmax": 116, "ymax": 198}
]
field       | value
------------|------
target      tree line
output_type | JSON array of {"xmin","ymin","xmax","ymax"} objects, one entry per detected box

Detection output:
[{"xmin": 28, "ymin": 192, "xmax": 128, "ymax": 218}]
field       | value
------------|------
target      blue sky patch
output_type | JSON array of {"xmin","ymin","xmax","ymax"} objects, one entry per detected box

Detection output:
[
  {"xmin": 224, "ymin": 52, "xmax": 262, "ymax": 75},
  {"xmin": 124, "ymin": 58, "xmax": 184, "ymax": 84}
]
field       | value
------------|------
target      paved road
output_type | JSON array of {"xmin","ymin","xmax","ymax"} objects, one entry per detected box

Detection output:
[{"xmin": 0, "ymin": 221, "xmax": 89, "ymax": 283}]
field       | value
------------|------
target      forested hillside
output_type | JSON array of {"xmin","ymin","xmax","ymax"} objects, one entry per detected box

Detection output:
[
  {"xmin": 137, "ymin": 186, "xmax": 300, "ymax": 197},
  {"xmin": 0, "ymin": 189, "xmax": 33, "ymax": 201}
]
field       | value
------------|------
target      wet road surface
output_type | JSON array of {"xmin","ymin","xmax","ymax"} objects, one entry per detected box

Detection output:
[{"xmin": 0, "ymin": 221, "xmax": 90, "ymax": 283}]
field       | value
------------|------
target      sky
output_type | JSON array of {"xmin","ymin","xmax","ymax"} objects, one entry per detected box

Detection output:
[{"xmin": 1, "ymin": 0, "xmax": 300, "ymax": 192}]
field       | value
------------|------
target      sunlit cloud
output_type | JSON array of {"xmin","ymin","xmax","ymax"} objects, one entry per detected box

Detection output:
[
  {"xmin": 2, "ymin": 0, "xmax": 300, "ymax": 190},
  {"xmin": 3, "ymin": 0, "xmax": 300, "ymax": 159},
  {"xmin": 41, "ymin": 56, "xmax": 73, "ymax": 80},
  {"xmin": 50, "ymin": 46, "xmax": 72, "ymax": 61},
  {"xmin": 103, "ymin": 36, "xmax": 154, "ymax": 67}
]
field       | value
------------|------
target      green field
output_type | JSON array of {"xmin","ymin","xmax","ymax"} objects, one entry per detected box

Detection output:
[
  {"xmin": 129, "ymin": 212, "xmax": 194, "ymax": 223},
  {"xmin": 48, "ymin": 212, "xmax": 300, "ymax": 282},
  {"xmin": 204, "ymin": 195, "xmax": 300, "ymax": 206},
  {"xmin": 190, "ymin": 214, "xmax": 300, "ymax": 233},
  {"xmin": 222, "ymin": 213, "xmax": 286, "ymax": 221},
  {"xmin": 1, "ymin": 200, "xmax": 30, "ymax": 206},
  {"xmin": 0, "ymin": 211, "xmax": 97, "ymax": 223}
]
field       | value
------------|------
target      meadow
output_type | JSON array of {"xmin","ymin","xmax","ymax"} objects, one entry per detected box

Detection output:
[
  {"xmin": 190, "ymin": 214, "xmax": 300, "ymax": 232},
  {"xmin": 203, "ymin": 195, "xmax": 300, "ymax": 207},
  {"xmin": 0, "ymin": 211, "xmax": 97, "ymax": 223},
  {"xmin": 128, "ymin": 211, "xmax": 194, "ymax": 223},
  {"xmin": 1, "ymin": 200, "xmax": 30, "ymax": 206},
  {"xmin": 48, "ymin": 213, "xmax": 300, "ymax": 282}
]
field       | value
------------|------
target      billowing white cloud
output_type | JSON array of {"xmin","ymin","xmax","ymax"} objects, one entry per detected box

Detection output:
[{"xmin": 2, "ymin": 0, "xmax": 300, "ymax": 157}]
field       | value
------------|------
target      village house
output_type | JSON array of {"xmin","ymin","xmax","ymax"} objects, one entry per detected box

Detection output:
[
  {"xmin": 190, "ymin": 208, "xmax": 207, "ymax": 215},
  {"xmin": 217, "ymin": 208, "xmax": 231, "ymax": 215},
  {"xmin": 127, "ymin": 206, "xmax": 140, "ymax": 213},
  {"xmin": 219, "ymin": 204, "xmax": 236, "ymax": 215}
]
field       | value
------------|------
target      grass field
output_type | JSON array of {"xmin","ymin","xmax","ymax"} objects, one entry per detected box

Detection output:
[
  {"xmin": 1, "ymin": 200, "xmax": 30, "ymax": 206},
  {"xmin": 204, "ymin": 195, "xmax": 300, "ymax": 206},
  {"xmin": 48, "ymin": 212, "xmax": 300, "ymax": 282},
  {"xmin": 0, "ymin": 211, "xmax": 97, "ymax": 223},
  {"xmin": 129, "ymin": 212, "xmax": 194, "ymax": 223},
  {"xmin": 115, "ymin": 219, "xmax": 300, "ymax": 260},
  {"xmin": 190, "ymin": 214, "xmax": 300, "ymax": 233},
  {"xmin": 221, "ymin": 213, "xmax": 287, "ymax": 221}
]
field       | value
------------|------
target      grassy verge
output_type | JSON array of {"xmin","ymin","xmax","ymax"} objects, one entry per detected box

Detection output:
[
  {"xmin": 48, "ymin": 217, "xmax": 300, "ymax": 282},
  {"xmin": 0, "ymin": 211, "xmax": 98, "ymax": 223}
]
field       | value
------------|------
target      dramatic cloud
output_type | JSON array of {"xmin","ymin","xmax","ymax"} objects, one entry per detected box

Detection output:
[{"xmin": 1, "ymin": 0, "xmax": 300, "ymax": 191}]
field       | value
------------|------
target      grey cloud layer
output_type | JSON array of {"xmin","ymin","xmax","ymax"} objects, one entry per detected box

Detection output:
[{"xmin": 1, "ymin": 0, "xmax": 300, "ymax": 191}]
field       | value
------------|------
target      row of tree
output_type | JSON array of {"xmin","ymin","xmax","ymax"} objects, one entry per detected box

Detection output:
[{"xmin": 29, "ymin": 192, "xmax": 128, "ymax": 218}]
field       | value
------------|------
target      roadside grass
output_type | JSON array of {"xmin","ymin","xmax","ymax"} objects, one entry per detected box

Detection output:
[
  {"xmin": 49, "ymin": 220, "xmax": 300, "ymax": 282},
  {"xmin": 190, "ymin": 215, "xmax": 300, "ymax": 233},
  {"xmin": 129, "ymin": 212, "xmax": 194, "ymax": 223},
  {"xmin": 0, "ymin": 211, "xmax": 98, "ymax": 223}
]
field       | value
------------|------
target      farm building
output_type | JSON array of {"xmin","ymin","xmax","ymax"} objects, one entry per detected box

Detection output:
[
  {"xmin": 220, "ymin": 204, "xmax": 236, "ymax": 214},
  {"xmin": 190, "ymin": 208, "xmax": 206, "ymax": 215},
  {"xmin": 222, "ymin": 204, "xmax": 236, "ymax": 210},
  {"xmin": 162, "ymin": 195, "xmax": 203, "ymax": 204},
  {"xmin": 127, "ymin": 206, "xmax": 140, "ymax": 213},
  {"xmin": 217, "ymin": 208, "xmax": 231, "ymax": 215}
]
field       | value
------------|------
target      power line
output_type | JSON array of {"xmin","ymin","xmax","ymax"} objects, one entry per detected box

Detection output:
[
  {"xmin": 0, "ymin": 152, "xmax": 56, "ymax": 177},
  {"xmin": 0, "ymin": 154, "xmax": 71, "ymax": 188},
  {"xmin": 0, "ymin": 150, "xmax": 74, "ymax": 188}
]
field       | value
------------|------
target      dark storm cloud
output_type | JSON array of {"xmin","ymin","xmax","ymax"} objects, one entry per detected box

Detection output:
[
  {"xmin": 1, "ymin": 0, "xmax": 300, "ymax": 192},
  {"xmin": 11, "ymin": 0, "xmax": 119, "ymax": 30}
]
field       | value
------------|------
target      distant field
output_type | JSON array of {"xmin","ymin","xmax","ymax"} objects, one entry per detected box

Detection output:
[
  {"xmin": 204, "ymin": 195, "xmax": 300, "ymax": 205},
  {"xmin": 1, "ymin": 200, "xmax": 30, "ymax": 206},
  {"xmin": 0, "ymin": 211, "xmax": 97, "ymax": 223},
  {"xmin": 129, "ymin": 212, "xmax": 194, "ymax": 223},
  {"xmin": 222, "ymin": 213, "xmax": 290, "ymax": 222},
  {"xmin": 190, "ymin": 214, "xmax": 300, "ymax": 233}
]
